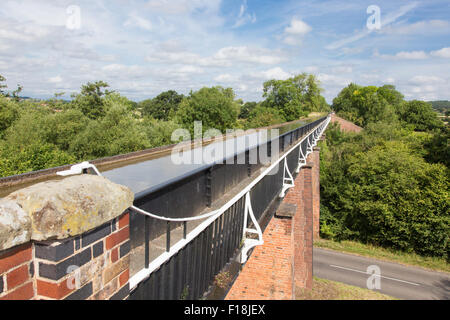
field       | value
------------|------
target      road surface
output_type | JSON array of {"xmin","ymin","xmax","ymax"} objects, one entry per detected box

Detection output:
[{"xmin": 313, "ymin": 247, "xmax": 450, "ymax": 300}]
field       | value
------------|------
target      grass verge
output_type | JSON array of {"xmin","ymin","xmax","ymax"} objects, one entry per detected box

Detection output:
[
  {"xmin": 296, "ymin": 277, "xmax": 396, "ymax": 300},
  {"xmin": 315, "ymin": 238, "xmax": 450, "ymax": 273}
]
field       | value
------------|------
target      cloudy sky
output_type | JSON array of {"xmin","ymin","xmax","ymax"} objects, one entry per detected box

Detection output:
[{"xmin": 0, "ymin": 0, "xmax": 449, "ymax": 103}]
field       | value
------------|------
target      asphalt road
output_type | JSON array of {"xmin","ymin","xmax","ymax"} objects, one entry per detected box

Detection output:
[{"xmin": 313, "ymin": 248, "xmax": 450, "ymax": 300}]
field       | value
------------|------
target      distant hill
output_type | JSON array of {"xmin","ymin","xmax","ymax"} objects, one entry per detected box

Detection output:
[{"xmin": 428, "ymin": 100, "xmax": 450, "ymax": 113}]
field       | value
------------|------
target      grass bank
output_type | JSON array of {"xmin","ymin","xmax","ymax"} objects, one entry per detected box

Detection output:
[
  {"xmin": 296, "ymin": 277, "xmax": 395, "ymax": 300},
  {"xmin": 315, "ymin": 239, "xmax": 450, "ymax": 273}
]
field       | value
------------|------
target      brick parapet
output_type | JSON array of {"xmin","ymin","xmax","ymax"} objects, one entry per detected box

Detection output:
[
  {"xmin": 0, "ymin": 211, "xmax": 131, "ymax": 300},
  {"xmin": 226, "ymin": 149, "xmax": 319, "ymax": 300},
  {"xmin": 0, "ymin": 243, "xmax": 34, "ymax": 300}
]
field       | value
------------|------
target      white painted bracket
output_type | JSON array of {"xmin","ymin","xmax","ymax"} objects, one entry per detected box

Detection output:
[
  {"xmin": 240, "ymin": 192, "xmax": 264, "ymax": 264},
  {"xmin": 56, "ymin": 161, "xmax": 102, "ymax": 176},
  {"xmin": 306, "ymin": 135, "xmax": 313, "ymax": 153},
  {"xmin": 279, "ymin": 157, "xmax": 295, "ymax": 198},
  {"xmin": 296, "ymin": 144, "xmax": 307, "ymax": 173}
]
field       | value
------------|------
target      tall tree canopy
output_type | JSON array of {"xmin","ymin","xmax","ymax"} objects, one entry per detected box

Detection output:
[
  {"xmin": 70, "ymin": 81, "xmax": 112, "ymax": 120},
  {"xmin": 397, "ymin": 100, "xmax": 444, "ymax": 132},
  {"xmin": 175, "ymin": 86, "xmax": 240, "ymax": 134},
  {"xmin": 332, "ymin": 84, "xmax": 397, "ymax": 127},
  {"xmin": 140, "ymin": 90, "xmax": 184, "ymax": 120},
  {"xmin": 262, "ymin": 73, "xmax": 329, "ymax": 121}
]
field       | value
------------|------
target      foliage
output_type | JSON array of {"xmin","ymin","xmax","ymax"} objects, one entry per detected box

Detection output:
[
  {"xmin": 423, "ymin": 127, "xmax": 450, "ymax": 167},
  {"xmin": 244, "ymin": 106, "xmax": 285, "ymax": 129},
  {"xmin": 261, "ymin": 73, "xmax": 329, "ymax": 121},
  {"xmin": 142, "ymin": 117, "xmax": 181, "ymax": 147},
  {"xmin": 239, "ymin": 101, "xmax": 258, "ymax": 119},
  {"xmin": 0, "ymin": 142, "xmax": 76, "ymax": 177},
  {"xmin": 0, "ymin": 95, "xmax": 19, "ymax": 137},
  {"xmin": 332, "ymin": 84, "xmax": 397, "ymax": 127},
  {"xmin": 69, "ymin": 104, "xmax": 149, "ymax": 159},
  {"xmin": 140, "ymin": 90, "xmax": 184, "ymax": 120},
  {"xmin": 69, "ymin": 81, "xmax": 113, "ymax": 120},
  {"xmin": 320, "ymin": 122, "xmax": 449, "ymax": 258},
  {"xmin": 429, "ymin": 100, "xmax": 450, "ymax": 113},
  {"xmin": 0, "ymin": 74, "xmax": 23, "ymax": 100},
  {"xmin": 397, "ymin": 100, "xmax": 444, "ymax": 132},
  {"xmin": 175, "ymin": 86, "xmax": 240, "ymax": 134}
]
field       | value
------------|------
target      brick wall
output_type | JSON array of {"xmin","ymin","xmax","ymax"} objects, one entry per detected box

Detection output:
[
  {"xmin": 0, "ymin": 243, "xmax": 34, "ymax": 300},
  {"xmin": 0, "ymin": 211, "xmax": 131, "ymax": 300},
  {"xmin": 330, "ymin": 114, "xmax": 363, "ymax": 133},
  {"xmin": 225, "ymin": 212, "xmax": 294, "ymax": 300},
  {"xmin": 226, "ymin": 151, "xmax": 319, "ymax": 300},
  {"xmin": 312, "ymin": 147, "xmax": 321, "ymax": 239}
]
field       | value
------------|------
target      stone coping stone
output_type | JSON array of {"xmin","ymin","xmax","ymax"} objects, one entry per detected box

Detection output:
[{"xmin": 0, "ymin": 175, "xmax": 134, "ymax": 251}]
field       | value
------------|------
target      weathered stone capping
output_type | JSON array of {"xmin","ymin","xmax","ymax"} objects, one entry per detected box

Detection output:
[{"xmin": 0, "ymin": 175, "xmax": 134, "ymax": 300}]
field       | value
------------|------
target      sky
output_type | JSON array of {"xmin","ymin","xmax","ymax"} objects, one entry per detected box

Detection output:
[{"xmin": 0, "ymin": 0, "xmax": 449, "ymax": 103}]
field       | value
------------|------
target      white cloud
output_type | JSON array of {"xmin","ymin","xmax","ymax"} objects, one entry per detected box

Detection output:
[
  {"xmin": 283, "ymin": 18, "xmax": 312, "ymax": 46},
  {"xmin": 214, "ymin": 74, "xmax": 236, "ymax": 83},
  {"xmin": 213, "ymin": 46, "xmax": 284, "ymax": 65},
  {"xmin": 381, "ymin": 20, "xmax": 450, "ymax": 35},
  {"xmin": 304, "ymin": 66, "xmax": 319, "ymax": 73},
  {"xmin": 331, "ymin": 66, "xmax": 353, "ymax": 74},
  {"xmin": 430, "ymin": 47, "xmax": 450, "ymax": 58},
  {"xmin": 259, "ymin": 67, "xmax": 291, "ymax": 80},
  {"xmin": 409, "ymin": 75, "xmax": 444, "ymax": 84},
  {"xmin": 285, "ymin": 18, "xmax": 312, "ymax": 35},
  {"xmin": 147, "ymin": 45, "xmax": 285, "ymax": 67},
  {"xmin": 145, "ymin": 0, "xmax": 221, "ymax": 15},
  {"xmin": 124, "ymin": 14, "xmax": 152, "ymax": 31},
  {"xmin": 233, "ymin": 0, "xmax": 256, "ymax": 28},
  {"xmin": 375, "ymin": 50, "xmax": 428, "ymax": 60},
  {"xmin": 48, "ymin": 76, "xmax": 62, "ymax": 83},
  {"xmin": 326, "ymin": 2, "xmax": 419, "ymax": 50},
  {"xmin": 396, "ymin": 51, "xmax": 428, "ymax": 59}
]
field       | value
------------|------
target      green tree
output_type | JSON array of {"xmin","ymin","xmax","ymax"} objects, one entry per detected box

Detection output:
[
  {"xmin": 0, "ymin": 75, "xmax": 6, "ymax": 95},
  {"xmin": 423, "ymin": 127, "xmax": 450, "ymax": 167},
  {"xmin": 320, "ymin": 124, "xmax": 450, "ymax": 258},
  {"xmin": 175, "ymin": 86, "xmax": 240, "ymax": 134},
  {"xmin": 261, "ymin": 73, "xmax": 325, "ymax": 121},
  {"xmin": 69, "ymin": 104, "xmax": 149, "ymax": 159},
  {"xmin": 377, "ymin": 85, "xmax": 404, "ymax": 108},
  {"xmin": 142, "ymin": 118, "xmax": 181, "ymax": 147},
  {"xmin": 70, "ymin": 81, "xmax": 112, "ymax": 119},
  {"xmin": 41, "ymin": 109, "xmax": 89, "ymax": 151},
  {"xmin": 0, "ymin": 95, "xmax": 19, "ymax": 137},
  {"xmin": 239, "ymin": 101, "xmax": 258, "ymax": 119},
  {"xmin": 141, "ymin": 90, "xmax": 184, "ymax": 120},
  {"xmin": 0, "ymin": 74, "xmax": 23, "ymax": 100},
  {"xmin": 397, "ymin": 100, "xmax": 444, "ymax": 132},
  {"xmin": 332, "ymin": 84, "xmax": 396, "ymax": 127},
  {"xmin": 0, "ymin": 142, "xmax": 76, "ymax": 177},
  {"xmin": 245, "ymin": 106, "xmax": 285, "ymax": 129}
]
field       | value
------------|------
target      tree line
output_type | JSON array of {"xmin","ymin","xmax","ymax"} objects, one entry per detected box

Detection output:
[
  {"xmin": 0, "ymin": 73, "xmax": 329, "ymax": 177},
  {"xmin": 321, "ymin": 83, "xmax": 449, "ymax": 259}
]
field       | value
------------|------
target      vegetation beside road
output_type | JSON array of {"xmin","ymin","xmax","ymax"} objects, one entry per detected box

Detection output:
[
  {"xmin": 296, "ymin": 277, "xmax": 395, "ymax": 300},
  {"xmin": 315, "ymin": 239, "xmax": 450, "ymax": 273},
  {"xmin": 320, "ymin": 83, "xmax": 449, "ymax": 261}
]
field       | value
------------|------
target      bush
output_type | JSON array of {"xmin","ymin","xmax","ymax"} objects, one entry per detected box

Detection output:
[{"xmin": 320, "ymin": 127, "xmax": 449, "ymax": 258}]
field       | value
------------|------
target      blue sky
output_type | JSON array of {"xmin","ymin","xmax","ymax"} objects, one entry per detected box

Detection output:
[{"xmin": 0, "ymin": 0, "xmax": 449, "ymax": 103}]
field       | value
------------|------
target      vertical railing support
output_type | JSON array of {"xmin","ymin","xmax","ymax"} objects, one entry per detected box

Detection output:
[
  {"xmin": 279, "ymin": 157, "xmax": 295, "ymax": 198},
  {"xmin": 240, "ymin": 192, "xmax": 264, "ymax": 264},
  {"xmin": 144, "ymin": 215, "xmax": 150, "ymax": 269},
  {"xmin": 166, "ymin": 221, "xmax": 171, "ymax": 252}
]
